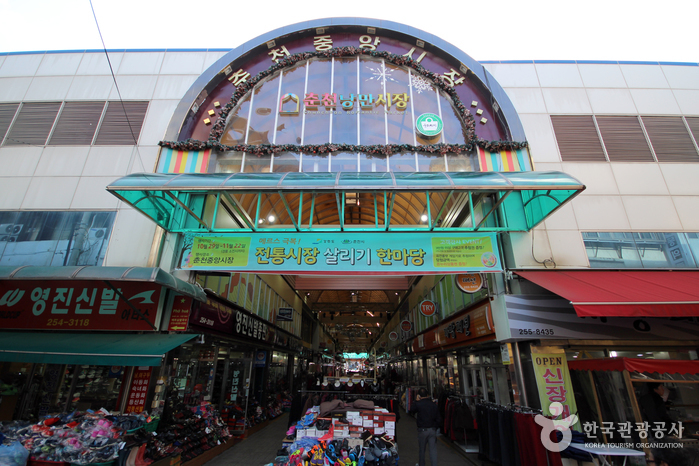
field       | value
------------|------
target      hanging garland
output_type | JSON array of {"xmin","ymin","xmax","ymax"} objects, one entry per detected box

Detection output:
[{"xmin": 159, "ymin": 47, "xmax": 528, "ymax": 155}]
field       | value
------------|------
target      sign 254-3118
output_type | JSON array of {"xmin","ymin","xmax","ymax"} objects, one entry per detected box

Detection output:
[{"xmin": 518, "ymin": 328, "xmax": 555, "ymax": 336}]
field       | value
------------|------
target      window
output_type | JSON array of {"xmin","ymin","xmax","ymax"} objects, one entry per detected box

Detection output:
[
  {"xmin": 0, "ymin": 211, "xmax": 116, "ymax": 267},
  {"xmin": 583, "ymin": 232, "xmax": 698, "ymax": 269},
  {"xmin": 1, "ymin": 101, "xmax": 149, "ymax": 147},
  {"xmin": 552, "ymin": 115, "xmax": 699, "ymax": 163}
]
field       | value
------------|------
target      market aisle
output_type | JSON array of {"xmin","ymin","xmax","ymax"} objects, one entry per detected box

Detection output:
[
  {"xmin": 396, "ymin": 409, "xmax": 485, "ymax": 466},
  {"xmin": 203, "ymin": 413, "xmax": 290, "ymax": 466}
]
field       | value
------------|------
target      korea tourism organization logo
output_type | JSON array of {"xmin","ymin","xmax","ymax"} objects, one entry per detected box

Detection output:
[{"xmin": 415, "ymin": 113, "xmax": 443, "ymax": 138}]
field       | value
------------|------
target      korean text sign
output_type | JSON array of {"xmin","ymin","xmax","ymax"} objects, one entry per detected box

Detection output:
[
  {"xmin": 532, "ymin": 352, "xmax": 580, "ymax": 430},
  {"xmin": 0, "ymin": 280, "xmax": 162, "ymax": 331},
  {"xmin": 182, "ymin": 232, "xmax": 501, "ymax": 274},
  {"xmin": 125, "ymin": 367, "xmax": 152, "ymax": 414}
]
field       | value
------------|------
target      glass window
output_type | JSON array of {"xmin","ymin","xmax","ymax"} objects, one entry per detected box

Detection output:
[{"xmin": 584, "ymin": 232, "xmax": 699, "ymax": 269}]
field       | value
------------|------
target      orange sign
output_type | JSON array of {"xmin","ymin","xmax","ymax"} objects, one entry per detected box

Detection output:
[
  {"xmin": 456, "ymin": 274, "xmax": 484, "ymax": 294},
  {"xmin": 389, "ymin": 331, "xmax": 398, "ymax": 341},
  {"xmin": 400, "ymin": 320, "xmax": 412, "ymax": 332},
  {"xmin": 419, "ymin": 299, "xmax": 437, "ymax": 317}
]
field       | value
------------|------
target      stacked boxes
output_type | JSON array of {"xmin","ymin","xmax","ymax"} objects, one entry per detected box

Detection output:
[{"xmin": 297, "ymin": 411, "xmax": 396, "ymax": 440}]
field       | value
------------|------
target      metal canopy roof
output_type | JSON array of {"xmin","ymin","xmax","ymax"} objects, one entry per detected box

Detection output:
[
  {"xmin": 106, "ymin": 171, "xmax": 584, "ymax": 233},
  {"xmin": 0, "ymin": 266, "xmax": 207, "ymax": 302}
]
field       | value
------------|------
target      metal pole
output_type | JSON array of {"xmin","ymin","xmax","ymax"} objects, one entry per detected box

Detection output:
[{"xmin": 512, "ymin": 341, "xmax": 529, "ymax": 407}]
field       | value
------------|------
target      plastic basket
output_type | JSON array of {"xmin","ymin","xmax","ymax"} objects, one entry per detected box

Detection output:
[
  {"xmin": 28, "ymin": 461, "xmax": 69, "ymax": 466},
  {"xmin": 144, "ymin": 417, "xmax": 160, "ymax": 433}
]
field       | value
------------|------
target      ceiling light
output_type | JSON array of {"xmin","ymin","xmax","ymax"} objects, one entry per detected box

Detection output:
[
  {"xmin": 268, "ymin": 215, "xmax": 275, "ymax": 223},
  {"xmin": 421, "ymin": 214, "xmax": 428, "ymax": 222},
  {"xmin": 366, "ymin": 311, "xmax": 374, "ymax": 317},
  {"xmin": 258, "ymin": 218, "xmax": 264, "ymax": 224}
]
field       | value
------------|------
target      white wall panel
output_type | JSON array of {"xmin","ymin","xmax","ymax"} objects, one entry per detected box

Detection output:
[
  {"xmin": 535, "ymin": 64, "xmax": 584, "ymax": 88},
  {"xmin": 547, "ymin": 230, "xmax": 589, "ymax": 268},
  {"xmin": 586, "ymin": 89, "xmax": 637, "ymax": 114},
  {"xmin": 107, "ymin": 75, "xmax": 158, "ymax": 100},
  {"xmin": 0, "ymin": 147, "xmax": 43, "ymax": 176},
  {"xmin": 0, "ymin": 177, "xmax": 31, "ymax": 209},
  {"xmin": 71, "ymin": 177, "xmax": 121, "ymax": 209},
  {"xmin": 543, "ymin": 202, "xmax": 578, "ymax": 231},
  {"xmin": 518, "ymin": 114, "xmax": 561, "ymax": 163},
  {"xmin": 483, "ymin": 63, "xmax": 540, "ymax": 87},
  {"xmin": 560, "ymin": 163, "xmax": 619, "ymax": 195},
  {"xmin": 128, "ymin": 145, "xmax": 160, "ymax": 174},
  {"xmin": 532, "ymin": 162, "xmax": 562, "ymax": 171},
  {"xmin": 578, "ymin": 64, "xmax": 627, "ymax": 88},
  {"xmin": 508, "ymin": 229, "xmax": 553, "ymax": 268},
  {"xmin": 620, "ymin": 65, "xmax": 669, "ymax": 88},
  {"xmin": 35, "ymin": 146, "xmax": 90, "ymax": 176},
  {"xmin": 502, "ymin": 88, "xmax": 547, "ymax": 113},
  {"xmin": 610, "ymin": 163, "xmax": 669, "ymax": 195},
  {"xmin": 0, "ymin": 54, "xmax": 44, "ymax": 77},
  {"xmin": 0, "ymin": 77, "xmax": 32, "ymax": 101},
  {"xmin": 104, "ymin": 208, "xmax": 157, "ymax": 267},
  {"xmin": 66, "ymin": 76, "xmax": 114, "ymax": 100},
  {"xmin": 0, "ymin": 56, "xmax": 5, "ymax": 70},
  {"xmin": 571, "ymin": 196, "xmax": 630, "ymax": 230},
  {"xmin": 629, "ymin": 89, "xmax": 681, "ymax": 114},
  {"xmin": 24, "ymin": 76, "xmax": 73, "ymax": 101},
  {"xmin": 160, "ymin": 52, "xmax": 206, "ymax": 75},
  {"xmin": 203, "ymin": 51, "xmax": 228, "ymax": 71},
  {"xmin": 22, "ymin": 176, "xmax": 80, "ymax": 209},
  {"xmin": 622, "ymin": 196, "xmax": 682, "ymax": 230},
  {"xmin": 673, "ymin": 196, "xmax": 699, "ymax": 230},
  {"xmin": 660, "ymin": 65, "xmax": 699, "ymax": 90},
  {"xmin": 672, "ymin": 90, "xmax": 699, "ymax": 115},
  {"xmin": 659, "ymin": 165, "xmax": 699, "ymax": 195},
  {"xmin": 83, "ymin": 147, "xmax": 135, "ymax": 177},
  {"xmin": 116, "ymin": 52, "xmax": 165, "ymax": 75},
  {"xmin": 139, "ymin": 100, "xmax": 179, "ymax": 146},
  {"xmin": 76, "ymin": 52, "xmax": 124, "ymax": 76},
  {"xmin": 153, "ymin": 75, "xmax": 199, "ymax": 100},
  {"xmin": 35, "ymin": 53, "xmax": 83, "ymax": 76},
  {"xmin": 541, "ymin": 88, "xmax": 592, "ymax": 114}
]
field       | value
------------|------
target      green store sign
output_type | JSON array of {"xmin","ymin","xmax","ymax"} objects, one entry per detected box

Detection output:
[{"xmin": 415, "ymin": 113, "xmax": 443, "ymax": 138}]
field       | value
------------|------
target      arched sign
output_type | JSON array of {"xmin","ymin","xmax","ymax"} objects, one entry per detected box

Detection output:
[
  {"xmin": 389, "ymin": 331, "xmax": 398, "ymax": 341},
  {"xmin": 456, "ymin": 273, "xmax": 484, "ymax": 294},
  {"xmin": 400, "ymin": 320, "xmax": 412, "ymax": 332},
  {"xmin": 419, "ymin": 299, "xmax": 437, "ymax": 317}
]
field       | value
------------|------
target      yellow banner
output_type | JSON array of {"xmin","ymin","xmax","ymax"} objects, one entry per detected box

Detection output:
[
  {"xmin": 532, "ymin": 352, "xmax": 580, "ymax": 429},
  {"xmin": 188, "ymin": 236, "xmax": 251, "ymax": 267}
]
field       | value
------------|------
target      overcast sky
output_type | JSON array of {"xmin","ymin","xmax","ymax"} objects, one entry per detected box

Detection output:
[{"xmin": 1, "ymin": 0, "xmax": 697, "ymax": 63}]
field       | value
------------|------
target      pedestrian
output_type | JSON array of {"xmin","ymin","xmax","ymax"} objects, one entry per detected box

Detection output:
[{"xmin": 408, "ymin": 388, "xmax": 441, "ymax": 466}]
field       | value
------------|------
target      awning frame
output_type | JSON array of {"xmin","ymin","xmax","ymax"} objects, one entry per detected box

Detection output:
[{"xmin": 107, "ymin": 171, "xmax": 585, "ymax": 234}]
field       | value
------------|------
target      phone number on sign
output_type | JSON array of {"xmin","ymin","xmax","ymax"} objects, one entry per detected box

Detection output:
[
  {"xmin": 518, "ymin": 328, "xmax": 555, "ymax": 336},
  {"xmin": 46, "ymin": 319, "xmax": 90, "ymax": 327}
]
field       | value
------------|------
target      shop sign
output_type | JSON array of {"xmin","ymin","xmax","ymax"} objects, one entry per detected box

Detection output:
[
  {"xmin": 125, "ymin": 367, "xmax": 152, "ymax": 414},
  {"xmin": 400, "ymin": 320, "xmax": 412, "ymax": 332},
  {"xmin": 415, "ymin": 113, "xmax": 443, "ymax": 138},
  {"xmin": 181, "ymin": 232, "xmax": 502, "ymax": 274},
  {"xmin": 0, "ymin": 280, "xmax": 162, "ymax": 331},
  {"xmin": 500, "ymin": 343, "xmax": 512, "ymax": 365},
  {"xmin": 455, "ymin": 274, "xmax": 484, "ymax": 294},
  {"xmin": 282, "ymin": 92, "xmax": 410, "ymax": 115},
  {"xmin": 389, "ymin": 331, "xmax": 398, "ymax": 341},
  {"xmin": 411, "ymin": 301, "xmax": 494, "ymax": 354},
  {"xmin": 255, "ymin": 350, "xmax": 267, "ymax": 367},
  {"xmin": 168, "ymin": 296, "xmax": 192, "ymax": 331},
  {"xmin": 192, "ymin": 298, "xmax": 272, "ymax": 344},
  {"xmin": 277, "ymin": 307, "xmax": 294, "ymax": 322},
  {"xmin": 531, "ymin": 351, "xmax": 579, "ymax": 429},
  {"xmin": 419, "ymin": 299, "xmax": 437, "ymax": 317},
  {"xmin": 505, "ymin": 295, "xmax": 699, "ymax": 341}
]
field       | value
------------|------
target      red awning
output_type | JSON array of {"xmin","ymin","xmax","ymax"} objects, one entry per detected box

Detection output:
[
  {"xmin": 568, "ymin": 357, "xmax": 699, "ymax": 375},
  {"xmin": 515, "ymin": 270, "xmax": 699, "ymax": 317}
]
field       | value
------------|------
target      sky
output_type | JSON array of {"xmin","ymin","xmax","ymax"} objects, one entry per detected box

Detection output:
[{"xmin": 1, "ymin": 0, "xmax": 697, "ymax": 63}]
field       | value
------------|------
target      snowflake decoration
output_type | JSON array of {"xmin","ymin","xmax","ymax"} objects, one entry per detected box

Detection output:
[
  {"xmin": 411, "ymin": 75, "xmax": 434, "ymax": 94},
  {"xmin": 365, "ymin": 63, "xmax": 397, "ymax": 86}
]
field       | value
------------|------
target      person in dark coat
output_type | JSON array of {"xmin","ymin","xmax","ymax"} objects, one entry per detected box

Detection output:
[
  {"xmin": 639, "ymin": 382, "xmax": 673, "ymax": 438},
  {"xmin": 408, "ymin": 388, "xmax": 442, "ymax": 466}
]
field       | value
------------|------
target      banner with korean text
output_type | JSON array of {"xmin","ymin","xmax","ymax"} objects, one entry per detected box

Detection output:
[
  {"xmin": 532, "ymin": 349, "xmax": 580, "ymax": 430},
  {"xmin": 180, "ymin": 232, "xmax": 501, "ymax": 274}
]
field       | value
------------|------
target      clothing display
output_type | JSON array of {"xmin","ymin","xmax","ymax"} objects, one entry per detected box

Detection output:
[
  {"xmin": 438, "ymin": 395, "xmax": 476, "ymax": 443},
  {"xmin": 476, "ymin": 402, "xmax": 563, "ymax": 466}
]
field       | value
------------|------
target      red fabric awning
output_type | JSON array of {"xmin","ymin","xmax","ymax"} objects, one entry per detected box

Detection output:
[
  {"xmin": 568, "ymin": 357, "xmax": 699, "ymax": 375},
  {"xmin": 515, "ymin": 270, "xmax": 699, "ymax": 317}
]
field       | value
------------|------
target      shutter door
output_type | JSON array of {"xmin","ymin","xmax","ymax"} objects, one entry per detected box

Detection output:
[
  {"xmin": 596, "ymin": 116, "xmax": 654, "ymax": 162},
  {"xmin": 0, "ymin": 103, "xmax": 20, "ymax": 144},
  {"xmin": 48, "ymin": 101, "xmax": 106, "ymax": 145},
  {"xmin": 94, "ymin": 101, "xmax": 149, "ymax": 145},
  {"xmin": 3, "ymin": 102, "xmax": 62, "ymax": 146},
  {"xmin": 641, "ymin": 116, "xmax": 699, "ymax": 162},
  {"xmin": 551, "ymin": 115, "xmax": 606, "ymax": 161}
]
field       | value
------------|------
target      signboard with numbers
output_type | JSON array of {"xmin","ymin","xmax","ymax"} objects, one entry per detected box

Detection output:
[
  {"xmin": 168, "ymin": 296, "xmax": 192, "ymax": 331},
  {"xmin": 0, "ymin": 280, "xmax": 162, "ymax": 331},
  {"xmin": 125, "ymin": 367, "xmax": 153, "ymax": 414},
  {"xmin": 181, "ymin": 232, "xmax": 501, "ymax": 274}
]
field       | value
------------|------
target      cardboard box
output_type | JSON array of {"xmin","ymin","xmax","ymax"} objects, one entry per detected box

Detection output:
[
  {"xmin": 296, "ymin": 429, "xmax": 306, "ymax": 439},
  {"xmin": 374, "ymin": 421, "xmax": 384, "ymax": 428},
  {"xmin": 363, "ymin": 419, "xmax": 373, "ymax": 428},
  {"xmin": 306, "ymin": 428, "xmax": 317, "ymax": 437},
  {"xmin": 375, "ymin": 427, "xmax": 385, "ymax": 435},
  {"xmin": 385, "ymin": 421, "xmax": 395, "ymax": 429}
]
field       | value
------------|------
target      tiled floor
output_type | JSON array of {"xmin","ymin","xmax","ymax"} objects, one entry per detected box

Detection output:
[{"xmin": 202, "ymin": 410, "xmax": 489, "ymax": 466}]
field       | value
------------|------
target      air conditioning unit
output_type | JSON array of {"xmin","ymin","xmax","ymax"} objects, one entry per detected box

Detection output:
[
  {"xmin": 0, "ymin": 224, "xmax": 22, "ymax": 242},
  {"xmin": 87, "ymin": 228, "xmax": 107, "ymax": 242}
]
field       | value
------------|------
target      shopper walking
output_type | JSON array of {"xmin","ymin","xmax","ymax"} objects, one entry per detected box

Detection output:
[{"xmin": 408, "ymin": 388, "xmax": 441, "ymax": 466}]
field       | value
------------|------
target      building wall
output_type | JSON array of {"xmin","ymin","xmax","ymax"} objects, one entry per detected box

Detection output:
[{"xmin": 484, "ymin": 61, "xmax": 699, "ymax": 268}]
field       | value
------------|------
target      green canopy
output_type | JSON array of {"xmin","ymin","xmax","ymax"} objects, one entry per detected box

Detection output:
[{"xmin": 0, "ymin": 332, "xmax": 197, "ymax": 366}]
